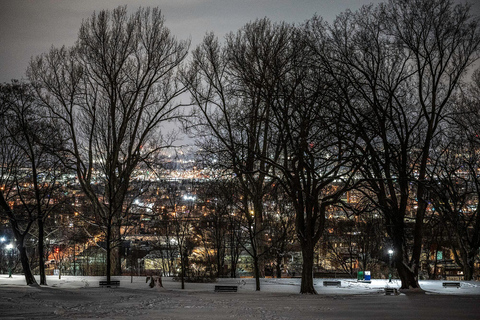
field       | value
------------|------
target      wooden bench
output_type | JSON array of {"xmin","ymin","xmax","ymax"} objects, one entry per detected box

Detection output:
[
  {"xmin": 384, "ymin": 287, "xmax": 398, "ymax": 295},
  {"xmin": 214, "ymin": 285, "xmax": 238, "ymax": 292},
  {"xmin": 442, "ymin": 282, "xmax": 461, "ymax": 288},
  {"xmin": 323, "ymin": 280, "xmax": 341, "ymax": 287},
  {"xmin": 99, "ymin": 280, "xmax": 120, "ymax": 288}
]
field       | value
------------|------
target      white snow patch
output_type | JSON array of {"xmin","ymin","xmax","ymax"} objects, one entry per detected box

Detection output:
[{"xmin": 0, "ymin": 274, "xmax": 479, "ymax": 295}]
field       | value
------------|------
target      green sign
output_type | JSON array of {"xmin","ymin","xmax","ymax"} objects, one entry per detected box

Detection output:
[{"xmin": 437, "ymin": 251, "xmax": 443, "ymax": 260}]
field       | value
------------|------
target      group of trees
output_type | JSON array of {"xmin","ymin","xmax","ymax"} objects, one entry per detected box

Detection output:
[
  {"xmin": 1, "ymin": 0, "xmax": 480, "ymax": 294},
  {"xmin": 185, "ymin": 0, "xmax": 480, "ymax": 293},
  {"xmin": 1, "ymin": 7, "xmax": 188, "ymax": 285}
]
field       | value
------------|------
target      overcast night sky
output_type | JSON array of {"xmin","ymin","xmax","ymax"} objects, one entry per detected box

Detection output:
[{"xmin": 1, "ymin": 0, "xmax": 479, "ymax": 84}]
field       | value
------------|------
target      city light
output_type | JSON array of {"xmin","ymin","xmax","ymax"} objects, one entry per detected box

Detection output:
[
  {"xmin": 388, "ymin": 249, "xmax": 394, "ymax": 283},
  {"xmin": 182, "ymin": 195, "xmax": 196, "ymax": 201}
]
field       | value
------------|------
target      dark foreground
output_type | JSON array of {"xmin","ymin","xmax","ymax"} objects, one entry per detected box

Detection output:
[{"xmin": 0, "ymin": 286, "xmax": 479, "ymax": 320}]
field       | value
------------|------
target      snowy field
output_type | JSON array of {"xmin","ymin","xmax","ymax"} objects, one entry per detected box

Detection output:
[{"xmin": 1, "ymin": 275, "xmax": 479, "ymax": 319}]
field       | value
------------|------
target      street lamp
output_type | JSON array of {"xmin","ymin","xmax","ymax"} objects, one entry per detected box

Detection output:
[
  {"xmin": 54, "ymin": 247, "xmax": 62, "ymax": 279},
  {"xmin": 388, "ymin": 249, "xmax": 394, "ymax": 283},
  {"xmin": 6, "ymin": 243, "xmax": 14, "ymax": 278}
]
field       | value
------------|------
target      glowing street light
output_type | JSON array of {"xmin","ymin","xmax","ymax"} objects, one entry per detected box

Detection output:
[
  {"xmin": 388, "ymin": 249, "xmax": 394, "ymax": 283},
  {"xmin": 6, "ymin": 243, "xmax": 14, "ymax": 278}
]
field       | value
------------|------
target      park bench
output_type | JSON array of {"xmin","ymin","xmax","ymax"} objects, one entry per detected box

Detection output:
[
  {"xmin": 323, "ymin": 280, "xmax": 341, "ymax": 287},
  {"xmin": 214, "ymin": 285, "xmax": 238, "ymax": 292},
  {"xmin": 384, "ymin": 287, "xmax": 398, "ymax": 295},
  {"xmin": 99, "ymin": 280, "xmax": 120, "ymax": 288},
  {"xmin": 442, "ymin": 282, "xmax": 461, "ymax": 288}
]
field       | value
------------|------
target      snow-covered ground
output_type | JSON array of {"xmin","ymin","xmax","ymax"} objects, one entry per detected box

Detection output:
[
  {"xmin": 1, "ymin": 274, "xmax": 479, "ymax": 295},
  {"xmin": 1, "ymin": 275, "xmax": 479, "ymax": 319}
]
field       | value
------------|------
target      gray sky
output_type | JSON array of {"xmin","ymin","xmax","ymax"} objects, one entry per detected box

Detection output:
[
  {"xmin": 0, "ymin": 0, "xmax": 387, "ymax": 83},
  {"xmin": 1, "ymin": 0, "xmax": 479, "ymax": 146},
  {"xmin": 1, "ymin": 0, "xmax": 479, "ymax": 83}
]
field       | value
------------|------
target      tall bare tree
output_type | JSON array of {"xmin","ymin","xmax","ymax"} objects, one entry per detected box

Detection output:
[
  {"xmin": 0, "ymin": 82, "xmax": 37, "ymax": 285},
  {"xmin": 0, "ymin": 81, "xmax": 64, "ymax": 285},
  {"xmin": 184, "ymin": 19, "xmax": 288, "ymax": 290},
  {"xmin": 262, "ymin": 24, "xmax": 360, "ymax": 293},
  {"xmin": 428, "ymin": 69, "xmax": 480, "ymax": 280},
  {"xmin": 315, "ymin": 0, "xmax": 479, "ymax": 289},
  {"xmin": 386, "ymin": 0, "xmax": 480, "ymax": 288},
  {"xmin": 28, "ymin": 6, "xmax": 189, "ymax": 282}
]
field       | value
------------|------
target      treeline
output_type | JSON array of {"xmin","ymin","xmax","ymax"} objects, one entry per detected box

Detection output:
[
  {"xmin": 184, "ymin": 0, "xmax": 480, "ymax": 292},
  {"xmin": 1, "ymin": 0, "xmax": 480, "ymax": 293}
]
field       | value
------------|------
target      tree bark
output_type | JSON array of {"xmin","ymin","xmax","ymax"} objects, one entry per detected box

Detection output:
[
  {"xmin": 392, "ymin": 239, "xmax": 420, "ymax": 289},
  {"xmin": 18, "ymin": 242, "xmax": 37, "ymax": 286},
  {"xmin": 300, "ymin": 242, "xmax": 316, "ymax": 294},
  {"xmin": 253, "ymin": 256, "xmax": 261, "ymax": 291},
  {"xmin": 38, "ymin": 217, "xmax": 46, "ymax": 285},
  {"xmin": 276, "ymin": 255, "xmax": 282, "ymax": 278},
  {"xmin": 106, "ymin": 223, "xmax": 111, "ymax": 283},
  {"xmin": 464, "ymin": 251, "xmax": 476, "ymax": 281},
  {"xmin": 0, "ymin": 191, "xmax": 37, "ymax": 286}
]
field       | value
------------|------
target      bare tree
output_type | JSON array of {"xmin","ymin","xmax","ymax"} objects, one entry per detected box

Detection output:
[
  {"xmin": 184, "ymin": 19, "xmax": 288, "ymax": 290},
  {"xmin": 0, "ymin": 84, "xmax": 37, "ymax": 285},
  {"xmin": 428, "ymin": 136, "xmax": 480, "ymax": 280},
  {"xmin": 186, "ymin": 18, "xmax": 359, "ymax": 294},
  {"xmin": 427, "ymin": 69, "xmax": 480, "ymax": 280},
  {"xmin": 263, "ymin": 184, "xmax": 296, "ymax": 279},
  {"xmin": 255, "ymin": 23, "xmax": 361, "ymax": 293},
  {"xmin": 196, "ymin": 178, "xmax": 236, "ymax": 278},
  {"xmin": 0, "ymin": 81, "xmax": 64, "ymax": 285},
  {"xmin": 28, "ymin": 6, "xmax": 189, "ymax": 282},
  {"xmin": 386, "ymin": 0, "xmax": 480, "ymax": 288},
  {"xmin": 165, "ymin": 180, "xmax": 196, "ymax": 289},
  {"xmin": 314, "ymin": 0, "xmax": 479, "ymax": 289}
]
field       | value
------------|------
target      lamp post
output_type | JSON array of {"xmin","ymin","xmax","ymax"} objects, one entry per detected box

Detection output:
[
  {"xmin": 388, "ymin": 249, "xmax": 394, "ymax": 283},
  {"xmin": 6, "ymin": 243, "xmax": 14, "ymax": 278},
  {"xmin": 54, "ymin": 247, "xmax": 62, "ymax": 279},
  {"xmin": 0, "ymin": 237, "xmax": 5, "ymax": 274},
  {"xmin": 70, "ymin": 219, "xmax": 77, "ymax": 276}
]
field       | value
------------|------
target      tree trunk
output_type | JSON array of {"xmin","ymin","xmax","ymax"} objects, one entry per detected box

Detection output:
[
  {"xmin": 1, "ymin": 193, "xmax": 37, "ymax": 285},
  {"xmin": 230, "ymin": 232, "xmax": 237, "ymax": 278},
  {"xmin": 253, "ymin": 198, "xmax": 265, "ymax": 279},
  {"xmin": 18, "ymin": 243, "xmax": 37, "ymax": 286},
  {"xmin": 181, "ymin": 264, "xmax": 185, "ymax": 289},
  {"xmin": 179, "ymin": 246, "xmax": 185, "ymax": 289},
  {"xmin": 431, "ymin": 248, "xmax": 439, "ymax": 280},
  {"xmin": 216, "ymin": 243, "xmax": 224, "ymax": 278},
  {"xmin": 114, "ymin": 225, "xmax": 122, "ymax": 275},
  {"xmin": 300, "ymin": 243, "xmax": 316, "ymax": 294},
  {"xmin": 106, "ymin": 224, "xmax": 111, "ymax": 283},
  {"xmin": 396, "ymin": 261, "xmax": 418, "ymax": 289},
  {"xmin": 253, "ymin": 256, "xmax": 261, "ymax": 291},
  {"xmin": 464, "ymin": 252, "xmax": 475, "ymax": 281},
  {"xmin": 38, "ymin": 218, "xmax": 46, "ymax": 285},
  {"xmin": 276, "ymin": 255, "xmax": 282, "ymax": 278},
  {"xmin": 393, "ymin": 242, "xmax": 420, "ymax": 289},
  {"xmin": 389, "ymin": 216, "xmax": 420, "ymax": 289},
  {"xmin": 113, "ymin": 246, "xmax": 122, "ymax": 276},
  {"xmin": 230, "ymin": 262, "xmax": 236, "ymax": 278}
]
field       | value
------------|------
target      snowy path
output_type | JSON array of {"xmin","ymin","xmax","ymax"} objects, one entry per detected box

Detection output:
[{"xmin": 1, "ymin": 275, "xmax": 479, "ymax": 319}]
